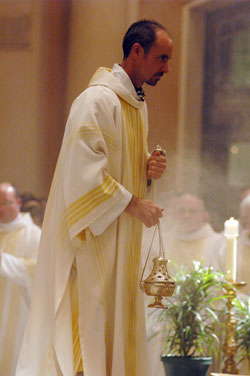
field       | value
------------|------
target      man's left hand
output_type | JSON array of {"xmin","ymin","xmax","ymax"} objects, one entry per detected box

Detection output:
[{"xmin": 147, "ymin": 151, "xmax": 167, "ymax": 179}]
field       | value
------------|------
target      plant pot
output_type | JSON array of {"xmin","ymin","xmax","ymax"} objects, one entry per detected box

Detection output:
[{"xmin": 161, "ymin": 355, "xmax": 212, "ymax": 376}]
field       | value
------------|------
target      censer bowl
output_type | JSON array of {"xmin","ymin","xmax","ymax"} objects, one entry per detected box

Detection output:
[{"xmin": 140, "ymin": 257, "xmax": 175, "ymax": 309}]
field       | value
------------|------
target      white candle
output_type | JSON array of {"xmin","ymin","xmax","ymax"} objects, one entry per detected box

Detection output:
[{"xmin": 224, "ymin": 217, "xmax": 239, "ymax": 282}]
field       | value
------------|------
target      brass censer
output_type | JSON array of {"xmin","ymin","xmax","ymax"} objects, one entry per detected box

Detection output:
[{"xmin": 139, "ymin": 146, "xmax": 175, "ymax": 309}]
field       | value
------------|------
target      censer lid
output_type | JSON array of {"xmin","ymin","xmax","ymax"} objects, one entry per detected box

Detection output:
[{"xmin": 144, "ymin": 257, "xmax": 173, "ymax": 283}]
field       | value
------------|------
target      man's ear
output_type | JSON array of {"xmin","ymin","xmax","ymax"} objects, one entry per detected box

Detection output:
[{"xmin": 131, "ymin": 43, "xmax": 144, "ymax": 58}]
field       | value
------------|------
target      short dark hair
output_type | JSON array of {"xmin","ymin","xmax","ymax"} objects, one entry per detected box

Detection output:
[{"xmin": 122, "ymin": 19, "xmax": 167, "ymax": 59}]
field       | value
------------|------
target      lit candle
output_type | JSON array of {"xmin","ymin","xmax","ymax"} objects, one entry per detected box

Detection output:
[{"xmin": 224, "ymin": 217, "xmax": 239, "ymax": 282}]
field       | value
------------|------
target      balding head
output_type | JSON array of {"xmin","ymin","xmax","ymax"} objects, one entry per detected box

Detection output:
[
  {"xmin": 0, "ymin": 182, "xmax": 21, "ymax": 223},
  {"xmin": 171, "ymin": 193, "xmax": 207, "ymax": 233}
]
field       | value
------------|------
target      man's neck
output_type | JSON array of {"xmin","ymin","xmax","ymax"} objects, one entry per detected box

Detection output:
[
  {"xmin": 119, "ymin": 62, "xmax": 145, "ymax": 101},
  {"xmin": 120, "ymin": 60, "xmax": 143, "ymax": 89}
]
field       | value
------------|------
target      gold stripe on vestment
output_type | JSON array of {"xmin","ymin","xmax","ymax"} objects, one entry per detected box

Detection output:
[
  {"xmin": 77, "ymin": 125, "xmax": 101, "ymax": 137},
  {"xmin": 55, "ymin": 175, "xmax": 119, "ymax": 247},
  {"xmin": 66, "ymin": 175, "xmax": 119, "ymax": 227},
  {"xmin": 92, "ymin": 235, "xmax": 112, "ymax": 375},
  {"xmin": 66, "ymin": 123, "xmax": 101, "ymax": 148},
  {"xmin": 70, "ymin": 262, "xmax": 84, "ymax": 375},
  {"xmin": 102, "ymin": 129, "xmax": 117, "ymax": 150},
  {"xmin": 68, "ymin": 122, "xmax": 117, "ymax": 153},
  {"xmin": 78, "ymin": 126, "xmax": 117, "ymax": 150},
  {"xmin": 120, "ymin": 98, "xmax": 148, "ymax": 376}
]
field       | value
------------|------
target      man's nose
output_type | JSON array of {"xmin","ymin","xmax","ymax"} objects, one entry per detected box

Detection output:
[
  {"xmin": 182, "ymin": 210, "xmax": 192, "ymax": 219},
  {"xmin": 162, "ymin": 62, "xmax": 169, "ymax": 74}
]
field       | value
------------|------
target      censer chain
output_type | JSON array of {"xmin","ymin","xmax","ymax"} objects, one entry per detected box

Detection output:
[
  {"xmin": 158, "ymin": 220, "xmax": 166, "ymax": 259},
  {"xmin": 139, "ymin": 144, "xmax": 166, "ymax": 282},
  {"xmin": 139, "ymin": 225, "xmax": 158, "ymax": 286}
]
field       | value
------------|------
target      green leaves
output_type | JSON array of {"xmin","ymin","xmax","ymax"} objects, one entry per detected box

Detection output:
[
  {"xmin": 234, "ymin": 296, "xmax": 250, "ymax": 368},
  {"xmin": 158, "ymin": 261, "xmax": 232, "ymax": 357}
]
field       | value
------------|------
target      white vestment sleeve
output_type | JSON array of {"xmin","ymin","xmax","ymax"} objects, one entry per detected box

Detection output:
[
  {"xmin": 0, "ymin": 253, "xmax": 35, "ymax": 302},
  {"xmin": 62, "ymin": 86, "xmax": 138, "ymax": 242},
  {"xmin": 89, "ymin": 189, "xmax": 132, "ymax": 235}
]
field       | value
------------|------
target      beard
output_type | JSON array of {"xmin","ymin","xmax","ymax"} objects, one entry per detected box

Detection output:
[{"xmin": 146, "ymin": 72, "xmax": 164, "ymax": 86}]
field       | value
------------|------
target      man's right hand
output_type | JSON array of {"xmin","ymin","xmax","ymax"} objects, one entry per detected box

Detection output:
[{"xmin": 125, "ymin": 195, "xmax": 164, "ymax": 227}]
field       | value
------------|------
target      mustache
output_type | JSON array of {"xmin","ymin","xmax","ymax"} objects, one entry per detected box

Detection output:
[{"xmin": 154, "ymin": 72, "xmax": 164, "ymax": 77}]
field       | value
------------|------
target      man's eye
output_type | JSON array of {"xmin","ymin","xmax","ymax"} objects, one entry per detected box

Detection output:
[{"xmin": 159, "ymin": 56, "xmax": 168, "ymax": 62}]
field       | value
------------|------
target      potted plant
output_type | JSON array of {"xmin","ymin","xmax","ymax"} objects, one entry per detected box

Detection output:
[
  {"xmin": 157, "ymin": 261, "xmax": 231, "ymax": 376},
  {"xmin": 234, "ymin": 296, "xmax": 250, "ymax": 371}
]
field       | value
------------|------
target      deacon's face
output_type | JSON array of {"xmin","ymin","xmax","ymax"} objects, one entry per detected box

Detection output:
[
  {"xmin": 0, "ymin": 185, "xmax": 21, "ymax": 224},
  {"xmin": 139, "ymin": 29, "xmax": 173, "ymax": 87},
  {"xmin": 172, "ymin": 196, "xmax": 204, "ymax": 233}
]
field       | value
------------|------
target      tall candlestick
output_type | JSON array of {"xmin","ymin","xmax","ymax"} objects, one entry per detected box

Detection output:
[{"xmin": 224, "ymin": 217, "xmax": 239, "ymax": 282}]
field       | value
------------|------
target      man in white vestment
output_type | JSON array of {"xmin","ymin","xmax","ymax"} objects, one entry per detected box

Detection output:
[
  {"xmin": 144, "ymin": 193, "xmax": 225, "ymax": 376},
  {"xmin": 0, "ymin": 182, "xmax": 41, "ymax": 376},
  {"xmin": 16, "ymin": 20, "xmax": 173, "ymax": 376}
]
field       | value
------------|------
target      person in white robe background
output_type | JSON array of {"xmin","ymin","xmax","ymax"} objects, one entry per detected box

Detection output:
[
  {"xmin": 0, "ymin": 182, "xmax": 41, "ymax": 376},
  {"xmin": 16, "ymin": 20, "xmax": 173, "ymax": 376},
  {"xmin": 164, "ymin": 193, "xmax": 225, "ymax": 271},
  {"xmin": 143, "ymin": 192, "xmax": 225, "ymax": 376}
]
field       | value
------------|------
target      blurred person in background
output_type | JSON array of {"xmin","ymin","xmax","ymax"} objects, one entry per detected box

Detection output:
[
  {"xmin": 20, "ymin": 192, "xmax": 40, "ymax": 212},
  {"xmin": 20, "ymin": 192, "xmax": 45, "ymax": 227},
  {"xmin": 0, "ymin": 182, "xmax": 41, "ymax": 376},
  {"xmin": 163, "ymin": 192, "xmax": 225, "ymax": 271}
]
